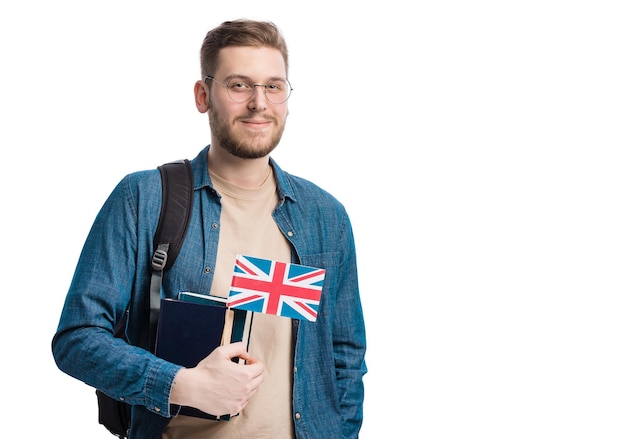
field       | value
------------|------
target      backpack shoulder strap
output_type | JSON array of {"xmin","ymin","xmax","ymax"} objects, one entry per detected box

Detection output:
[
  {"xmin": 148, "ymin": 159, "xmax": 193, "ymax": 351},
  {"xmin": 152, "ymin": 159, "xmax": 194, "ymax": 270}
]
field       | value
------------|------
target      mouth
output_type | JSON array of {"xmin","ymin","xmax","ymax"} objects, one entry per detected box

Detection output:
[{"xmin": 239, "ymin": 117, "xmax": 274, "ymax": 130}]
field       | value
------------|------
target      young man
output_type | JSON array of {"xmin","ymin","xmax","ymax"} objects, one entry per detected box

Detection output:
[{"xmin": 52, "ymin": 19, "xmax": 367, "ymax": 439}]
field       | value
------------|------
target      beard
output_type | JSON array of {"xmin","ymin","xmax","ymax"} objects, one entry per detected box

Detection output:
[{"xmin": 209, "ymin": 107, "xmax": 286, "ymax": 159}]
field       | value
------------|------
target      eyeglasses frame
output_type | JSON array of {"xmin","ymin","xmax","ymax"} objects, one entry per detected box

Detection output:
[{"xmin": 204, "ymin": 75, "xmax": 293, "ymax": 104}]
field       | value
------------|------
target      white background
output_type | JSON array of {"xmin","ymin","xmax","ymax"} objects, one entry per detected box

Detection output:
[{"xmin": 1, "ymin": 1, "xmax": 625, "ymax": 437}]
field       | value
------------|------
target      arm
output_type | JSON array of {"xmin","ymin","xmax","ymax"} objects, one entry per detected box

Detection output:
[
  {"xmin": 332, "ymin": 216, "xmax": 368, "ymax": 438},
  {"xmin": 51, "ymin": 172, "xmax": 180, "ymax": 417},
  {"xmin": 52, "ymin": 171, "xmax": 266, "ymax": 418}
]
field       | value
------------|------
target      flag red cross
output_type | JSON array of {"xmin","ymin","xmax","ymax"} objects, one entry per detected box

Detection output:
[{"xmin": 230, "ymin": 259, "xmax": 321, "ymax": 315}]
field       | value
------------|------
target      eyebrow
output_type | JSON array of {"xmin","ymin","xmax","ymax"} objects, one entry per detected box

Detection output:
[{"xmin": 223, "ymin": 74, "xmax": 288, "ymax": 83}]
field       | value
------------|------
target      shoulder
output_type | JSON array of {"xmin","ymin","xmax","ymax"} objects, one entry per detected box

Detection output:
[
  {"xmin": 121, "ymin": 168, "xmax": 162, "ymax": 199},
  {"xmin": 277, "ymin": 169, "xmax": 351, "ymax": 233},
  {"xmin": 287, "ymin": 173, "xmax": 344, "ymax": 207},
  {"xmin": 99, "ymin": 168, "xmax": 163, "ymax": 223},
  {"xmin": 271, "ymin": 159, "xmax": 346, "ymax": 213}
]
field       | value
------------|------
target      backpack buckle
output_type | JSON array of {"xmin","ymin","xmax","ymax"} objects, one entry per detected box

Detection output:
[{"xmin": 151, "ymin": 247, "xmax": 168, "ymax": 271}]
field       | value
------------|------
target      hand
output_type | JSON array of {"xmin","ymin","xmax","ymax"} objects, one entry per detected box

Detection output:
[{"xmin": 170, "ymin": 342, "xmax": 264, "ymax": 416}]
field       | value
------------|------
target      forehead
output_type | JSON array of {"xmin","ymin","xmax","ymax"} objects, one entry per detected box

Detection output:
[{"xmin": 214, "ymin": 46, "xmax": 287, "ymax": 79}]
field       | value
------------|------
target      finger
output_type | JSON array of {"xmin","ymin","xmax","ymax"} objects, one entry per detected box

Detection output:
[{"xmin": 219, "ymin": 341, "xmax": 247, "ymax": 359}]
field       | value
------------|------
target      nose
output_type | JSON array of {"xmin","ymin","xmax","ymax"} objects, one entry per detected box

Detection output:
[{"xmin": 248, "ymin": 85, "xmax": 268, "ymax": 111}]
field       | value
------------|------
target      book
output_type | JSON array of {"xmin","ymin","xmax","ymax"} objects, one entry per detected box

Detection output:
[
  {"xmin": 177, "ymin": 292, "xmax": 253, "ymax": 351},
  {"xmin": 154, "ymin": 293, "xmax": 253, "ymax": 420}
]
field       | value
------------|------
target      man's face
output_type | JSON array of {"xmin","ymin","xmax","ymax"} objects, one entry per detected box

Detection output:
[{"xmin": 207, "ymin": 46, "xmax": 289, "ymax": 159}]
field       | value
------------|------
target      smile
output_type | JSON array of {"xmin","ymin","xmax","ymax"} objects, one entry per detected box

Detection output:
[{"xmin": 240, "ymin": 119, "xmax": 273, "ymax": 130}]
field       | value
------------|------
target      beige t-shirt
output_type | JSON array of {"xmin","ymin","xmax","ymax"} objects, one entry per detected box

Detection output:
[{"xmin": 163, "ymin": 167, "xmax": 295, "ymax": 439}]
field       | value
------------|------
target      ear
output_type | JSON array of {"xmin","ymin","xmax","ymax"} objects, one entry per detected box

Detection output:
[{"xmin": 194, "ymin": 80, "xmax": 210, "ymax": 113}]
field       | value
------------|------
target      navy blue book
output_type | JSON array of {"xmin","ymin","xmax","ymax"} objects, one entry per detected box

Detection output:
[{"xmin": 155, "ymin": 295, "xmax": 253, "ymax": 420}]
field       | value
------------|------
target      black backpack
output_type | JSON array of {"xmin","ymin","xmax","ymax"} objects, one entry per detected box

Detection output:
[{"xmin": 96, "ymin": 159, "xmax": 193, "ymax": 438}]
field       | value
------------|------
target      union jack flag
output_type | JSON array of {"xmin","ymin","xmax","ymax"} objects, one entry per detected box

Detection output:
[{"xmin": 227, "ymin": 255, "xmax": 325, "ymax": 322}]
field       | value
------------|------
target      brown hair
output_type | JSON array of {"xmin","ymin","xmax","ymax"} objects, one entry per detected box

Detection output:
[{"xmin": 200, "ymin": 19, "xmax": 289, "ymax": 78}]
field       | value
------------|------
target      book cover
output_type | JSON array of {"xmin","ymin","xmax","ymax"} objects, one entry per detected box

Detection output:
[
  {"xmin": 177, "ymin": 292, "xmax": 253, "ymax": 349},
  {"xmin": 155, "ymin": 298, "xmax": 226, "ymax": 369},
  {"xmin": 154, "ymin": 294, "xmax": 253, "ymax": 420}
]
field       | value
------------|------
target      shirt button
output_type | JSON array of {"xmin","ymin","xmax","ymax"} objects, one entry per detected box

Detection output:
[
  {"xmin": 287, "ymin": 231, "xmax": 294, "ymax": 237},
  {"xmin": 154, "ymin": 406, "xmax": 161, "ymax": 413},
  {"xmin": 204, "ymin": 267, "xmax": 211, "ymax": 273},
  {"xmin": 119, "ymin": 397, "xmax": 125, "ymax": 401},
  {"xmin": 212, "ymin": 222, "xmax": 219, "ymax": 229},
  {"xmin": 293, "ymin": 366, "xmax": 298, "ymax": 374},
  {"xmin": 295, "ymin": 412, "xmax": 301, "ymax": 420}
]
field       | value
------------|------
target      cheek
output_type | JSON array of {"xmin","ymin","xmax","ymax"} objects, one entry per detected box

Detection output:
[
  {"xmin": 209, "ymin": 101, "xmax": 234, "ymax": 122},
  {"xmin": 276, "ymin": 105, "xmax": 289, "ymax": 120}
]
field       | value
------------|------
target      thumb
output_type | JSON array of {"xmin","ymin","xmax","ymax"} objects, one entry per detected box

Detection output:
[{"xmin": 219, "ymin": 341, "xmax": 248, "ymax": 361}]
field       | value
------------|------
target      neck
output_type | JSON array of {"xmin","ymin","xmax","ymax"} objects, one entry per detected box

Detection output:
[{"xmin": 208, "ymin": 145, "xmax": 271, "ymax": 189}]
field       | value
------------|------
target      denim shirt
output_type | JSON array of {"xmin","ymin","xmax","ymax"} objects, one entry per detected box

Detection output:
[{"xmin": 52, "ymin": 146, "xmax": 367, "ymax": 439}]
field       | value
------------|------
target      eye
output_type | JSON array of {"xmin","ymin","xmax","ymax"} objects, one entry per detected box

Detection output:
[
  {"xmin": 229, "ymin": 81, "xmax": 251, "ymax": 91},
  {"xmin": 266, "ymin": 82, "xmax": 286, "ymax": 93}
]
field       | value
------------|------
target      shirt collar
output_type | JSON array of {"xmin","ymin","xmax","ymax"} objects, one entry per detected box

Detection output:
[{"xmin": 191, "ymin": 145, "xmax": 297, "ymax": 204}]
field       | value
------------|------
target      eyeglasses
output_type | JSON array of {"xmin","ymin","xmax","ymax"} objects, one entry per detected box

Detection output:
[{"xmin": 204, "ymin": 75, "xmax": 293, "ymax": 104}]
